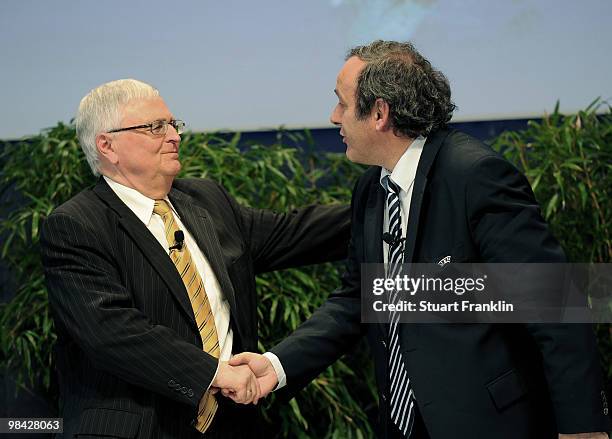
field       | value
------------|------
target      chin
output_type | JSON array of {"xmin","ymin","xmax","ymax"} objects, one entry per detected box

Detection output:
[
  {"xmin": 164, "ymin": 162, "xmax": 182, "ymax": 176},
  {"xmin": 345, "ymin": 148, "xmax": 366, "ymax": 165},
  {"xmin": 345, "ymin": 146, "xmax": 355, "ymax": 161}
]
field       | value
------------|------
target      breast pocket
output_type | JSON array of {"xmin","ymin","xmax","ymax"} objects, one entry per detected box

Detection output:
[{"xmin": 486, "ymin": 369, "xmax": 528, "ymax": 412}]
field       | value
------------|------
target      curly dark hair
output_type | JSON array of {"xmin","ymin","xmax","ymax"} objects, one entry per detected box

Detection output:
[{"xmin": 347, "ymin": 40, "xmax": 456, "ymax": 138}]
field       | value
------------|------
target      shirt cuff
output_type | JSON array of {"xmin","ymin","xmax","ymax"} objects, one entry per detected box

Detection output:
[
  {"xmin": 205, "ymin": 359, "xmax": 221, "ymax": 392},
  {"xmin": 263, "ymin": 352, "xmax": 286, "ymax": 390}
]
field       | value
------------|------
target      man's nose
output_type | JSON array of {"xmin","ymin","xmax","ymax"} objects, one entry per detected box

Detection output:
[
  {"xmin": 166, "ymin": 124, "xmax": 181, "ymax": 143},
  {"xmin": 330, "ymin": 107, "xmax": 341, "ymax": 126}
]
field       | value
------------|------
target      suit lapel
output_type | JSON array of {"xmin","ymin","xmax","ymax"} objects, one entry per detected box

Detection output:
[
  {"xmin": 362, "ymin": 171, "xmax": 387, "ymax": 335},
  {"xmin": 403, "ymin": 129, "xmax": 450, "ymax": 263},
  {"xmin": 93, "ymin": 179, "xmax": 196, "ymax": 325},
  {"xmin": 364, "ymin": 173, "xmax": 385, "ymax": 264},
  {"xmin": 169, "ymin": 189, "xmax": 241, "ymax": 338}
]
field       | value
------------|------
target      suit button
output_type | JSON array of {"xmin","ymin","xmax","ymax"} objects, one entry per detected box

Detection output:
[
  {"xmin": 381, "ymin": 340, "xmax": 387, "ymax": 348},
  {"xmin": 168, "ymin": 379, "xmax": 176, "ymax": 388},
  {"xmin": 188, "ymin": 389, "xmax": 194, "ymax": 398},
  {"xmin": 381, "ymin": 394, "xmax": 387, "ymax": 402}
]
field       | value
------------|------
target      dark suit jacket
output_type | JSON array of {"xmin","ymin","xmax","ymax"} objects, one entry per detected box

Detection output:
[
  {"xmin": 272, "ymin": 129, "xmax": 611, "ymax": 438},
  {"xmin": 40, "ymin": 177, "xmax": 350, "ymax": 438}
]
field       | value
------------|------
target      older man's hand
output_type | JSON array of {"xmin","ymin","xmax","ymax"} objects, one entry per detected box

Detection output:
[
  {"xmin": 210, "ymin": 361, "xmax": 261, "ymax": 404},
  {"xmin": 228, "ymin": 352, "xmax": 278, "ymax": 401}
]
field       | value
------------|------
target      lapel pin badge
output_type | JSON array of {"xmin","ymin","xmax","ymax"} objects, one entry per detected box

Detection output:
[{"xmin": 437, "ymin": 255, "xmax": 451, "ymax": 267}]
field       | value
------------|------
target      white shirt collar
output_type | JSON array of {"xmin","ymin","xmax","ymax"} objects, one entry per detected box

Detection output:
[
  {"xmin": 103, "ymin": 176, "xmax": 168, "ymax": 225},
  {"xmin": 379, "ymin": 136, "xmax": 426, "ymax": 192}
]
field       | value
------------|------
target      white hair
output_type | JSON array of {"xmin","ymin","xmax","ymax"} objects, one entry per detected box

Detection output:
[{"xmin": 75, "ymin": 79, "xmax": 160, "ymax": 176}]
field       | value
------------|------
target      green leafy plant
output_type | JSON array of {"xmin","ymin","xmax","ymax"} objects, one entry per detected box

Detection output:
[
  {"xmin": 0, "ymin": 122, "xmax": 91, "ymax": 395},
  {"xmin": 492, "ymin": 99, "xmax": 612, "ymax": 381}
]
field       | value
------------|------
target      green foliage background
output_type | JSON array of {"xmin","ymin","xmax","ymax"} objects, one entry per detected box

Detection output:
[
  {"xmin": 492, "ymin": 100, "xmax": 612, "ymax": 385},
  {"xmin": 1, "ymin": 102, "xmax": 610, "ymax": 436}
]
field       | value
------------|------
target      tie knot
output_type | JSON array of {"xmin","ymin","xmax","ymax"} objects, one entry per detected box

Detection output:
[
  {"xmin": 384, "ymin": 176, "xmax": 401, "ymax": 195},
  {"xmin": 153, "ymin": 199, "xmax": 172, "ymax": 217}
]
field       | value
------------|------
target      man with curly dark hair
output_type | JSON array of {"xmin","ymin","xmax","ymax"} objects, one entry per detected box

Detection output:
[
  {"xmin": 349, "ymin": 40, "xmax": 455, "ymax": 139},
  {"xmin": 232, "ymin": 40, "xmax": 610, "ymax": 439}
]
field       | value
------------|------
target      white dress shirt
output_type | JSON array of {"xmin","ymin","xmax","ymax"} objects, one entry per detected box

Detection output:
[
  {"xmin": 104, "ymin": 176, "xmax": 233, "ymax": 386},
  {"xmin": 267, "ymin": 136, "xmax": 426, "ymax": 390},
  {"xmin": 380, "ymin": 136, "xmax": 426, "ymax": 262}
]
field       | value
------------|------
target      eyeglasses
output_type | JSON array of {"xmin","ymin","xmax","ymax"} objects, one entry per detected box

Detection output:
[{"xmin": 108, "ymin": 119, "xmax": 185, "ymax": 135}]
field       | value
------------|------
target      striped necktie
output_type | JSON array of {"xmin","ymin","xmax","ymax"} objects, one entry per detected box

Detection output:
[
  {"xmin": 383, "ymin": 176, "xmax": 416, "ymax": 437},
  {"xmin": 153, "ymin": 200, "xmax": 219, "ymax": 434}
]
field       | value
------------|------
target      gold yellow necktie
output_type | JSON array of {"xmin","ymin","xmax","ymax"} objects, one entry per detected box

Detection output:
[{"xmin": 153, "ymin": 200, "xmax": 219, "ymax": 433}]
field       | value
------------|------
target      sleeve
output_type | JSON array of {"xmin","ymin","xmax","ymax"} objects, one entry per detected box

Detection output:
[
  {"xmin": 41, "ymin": 212, "xmax": 218, "ymax": 409},
  {"xmin": 466, "ymin": 154, "xmax": 566, "ymax": 264},
  {"xmin": 211, "ymin": 181, "xmax": 351, "ymax": 274},
  {"xmin": 268, "ymin": 180, "xmax": 365, "ymax": 396},
  {"xmin": 466, "ymin": 155, "xmax": 611, "ymax": 433}
]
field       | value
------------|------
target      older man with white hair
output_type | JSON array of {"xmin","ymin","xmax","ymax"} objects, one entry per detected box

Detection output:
[{"xmin": 40, "ymin": 79, "xmax": 350, "ymax": 438}]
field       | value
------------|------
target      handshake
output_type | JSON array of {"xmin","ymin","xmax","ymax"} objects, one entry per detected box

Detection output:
[{"xmin": 210, "ymin": 353, "xmax": 278, "ymax": 405}]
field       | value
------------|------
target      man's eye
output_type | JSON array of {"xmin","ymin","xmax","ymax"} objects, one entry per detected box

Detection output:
[{"xmin": 151, "ymin": 120, "xmax": 165, "ymax": 133}]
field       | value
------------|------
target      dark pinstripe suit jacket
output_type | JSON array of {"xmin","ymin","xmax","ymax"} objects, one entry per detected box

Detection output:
[{"xmin": 40, "ymin": 177, "xmax": 350, "ymax": 438}]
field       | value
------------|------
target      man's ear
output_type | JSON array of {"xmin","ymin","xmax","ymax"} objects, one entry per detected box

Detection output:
[
  {"xmin": 373, "ymin": 98, "xmax": 391, "ymax": 131},
  {"xmin": 96, "ymin": 133, "xmax": 119, "ymax": 165}
]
